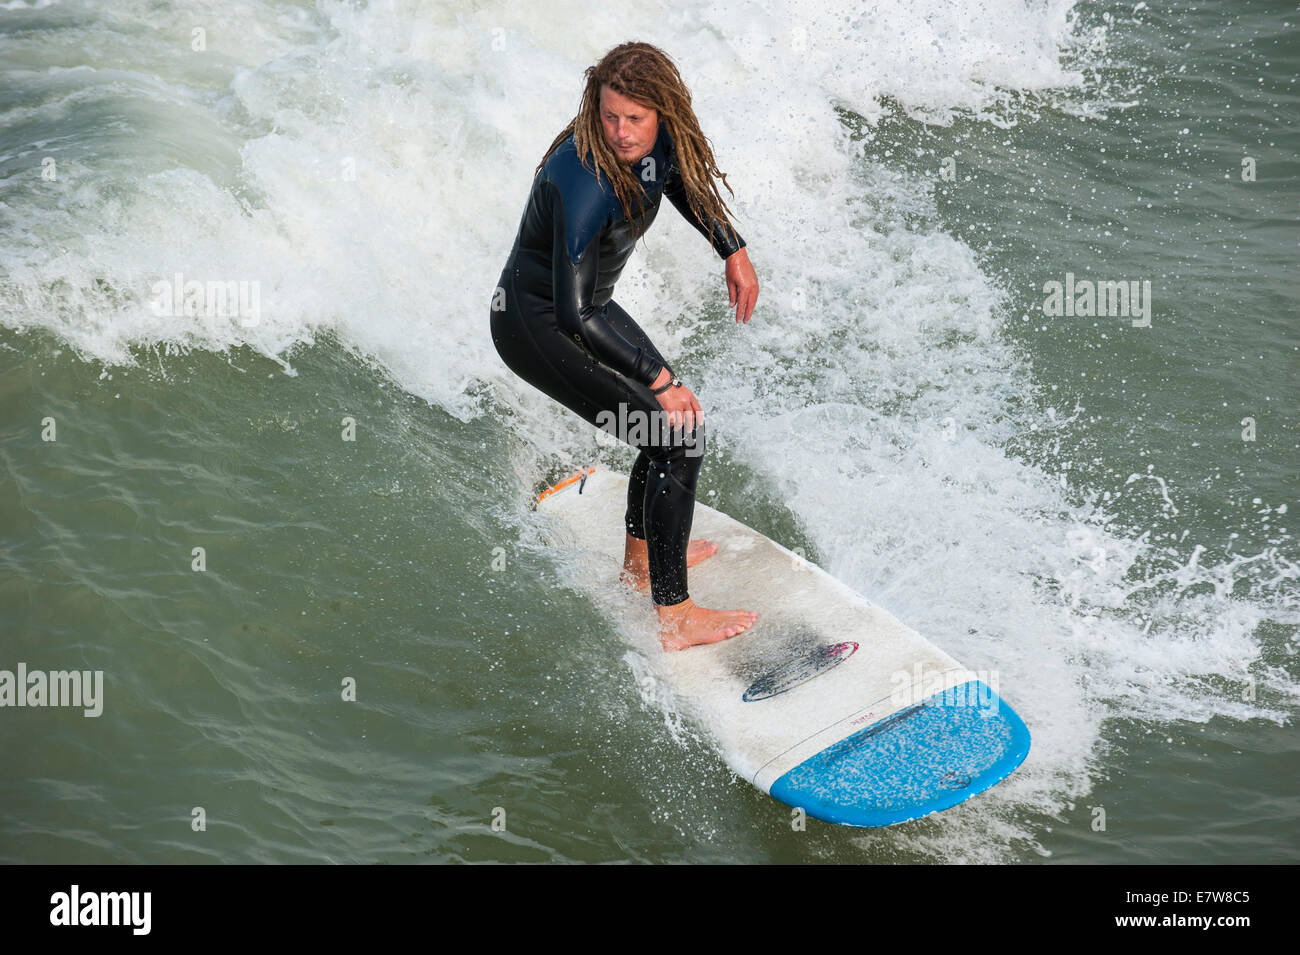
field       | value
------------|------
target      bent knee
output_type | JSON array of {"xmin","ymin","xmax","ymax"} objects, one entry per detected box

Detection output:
[{"xmin": 647, "ymin": 422, "xmax": 705, "ymax": 491}]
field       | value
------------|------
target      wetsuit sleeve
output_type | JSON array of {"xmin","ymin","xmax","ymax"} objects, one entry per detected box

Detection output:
[
  {"xmin": 547, "ymin": 178, "xmax": 665, "ymax": 388},
  {"xmin": 663, "ymin": 161, "xmax": 746, "ymax": 259}
]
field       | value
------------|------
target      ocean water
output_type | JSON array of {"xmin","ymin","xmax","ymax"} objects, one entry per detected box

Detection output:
[{"xmin": 1, "ymin": 0, "xmax": 1296, "ymax": 864}]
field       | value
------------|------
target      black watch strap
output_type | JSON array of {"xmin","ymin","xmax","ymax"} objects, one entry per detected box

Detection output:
[{"xmin": 651, "ymin": 375, "xmax": 680, "ymax": 395}]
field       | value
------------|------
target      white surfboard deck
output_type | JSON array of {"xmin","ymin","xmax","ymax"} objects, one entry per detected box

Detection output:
[{"xmin": 535, "ymin": 465, "xmax": 1030, "ymax": 827}]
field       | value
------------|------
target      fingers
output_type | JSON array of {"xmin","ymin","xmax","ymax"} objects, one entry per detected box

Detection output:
[
  {"xmin": 657, "ymin": 387, "xmax": 705, "ymax": 435},
  {"xmin": 665, "ymin": 400, "xmax": 687, "ymax": 432},
  {"xmin": 727, "ymin": 278, "xmax": 757, "ymax": 322},
  {"xmin": 736, "ymin": 284, "xmax": 756, "ymax": 323},
  {"xmin": 674, "ymin": 391, "xmax": 704, "ymax": 434},
  {"xmin": 726, "ymin": 256, "xmax": 758, "ymax": 322}
]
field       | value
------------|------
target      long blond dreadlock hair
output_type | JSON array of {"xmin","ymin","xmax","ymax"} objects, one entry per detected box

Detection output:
[{"xmin": 535, "ymin": 41, "xmax": 742, "ymax": 247}]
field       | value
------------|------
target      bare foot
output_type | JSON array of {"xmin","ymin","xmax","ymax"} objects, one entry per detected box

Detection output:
[
  {"xmin": 620, "ymin": 537, "xmax": 719, "ymax": 593},
  {"xmin": 656, "ymin": 597, "xmax": 758, "ymax": 651}
]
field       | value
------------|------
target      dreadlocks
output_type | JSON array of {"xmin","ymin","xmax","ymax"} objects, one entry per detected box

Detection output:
[{"xmin": 535, "ymin": 41, "xmax": 742, "ymax": 248}]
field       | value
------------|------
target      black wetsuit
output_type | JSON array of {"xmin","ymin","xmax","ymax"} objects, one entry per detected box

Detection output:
[{"xmin": 490, "ymin": 123, "xmax": 745, "ymax": 606}]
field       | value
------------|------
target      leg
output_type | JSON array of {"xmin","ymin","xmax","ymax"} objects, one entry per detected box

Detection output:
[
  {"xmin": 601, "ymin": 301, "xmax": 723, "ymax": 603},
  {"xmin": 621, "ymin": 444, "xmax": 720, "ymax": 595},
  {"xmin": 649, "ymin": 417, "xmax": 709, "ymax": 603},
  {"xmin": 490, "ymin": 296, "xmax": 754, "ymax": 647},
  {"xmin": 496, "ymin": 294, "xmax": 703, "ymax": 602},
  {"xmin": 625, "ymin": 448, "xmax": 651, "ymax": 540}
]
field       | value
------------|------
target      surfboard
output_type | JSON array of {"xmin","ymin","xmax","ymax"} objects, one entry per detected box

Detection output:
[{"xmin": 535, "ymin": 465, "xmax": 1031, "ymax": 827}]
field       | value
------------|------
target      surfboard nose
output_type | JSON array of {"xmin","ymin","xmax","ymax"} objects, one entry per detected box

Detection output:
[{"xmin": 767, "ymin": 681, "xmax": 1031, "ymax": 828}]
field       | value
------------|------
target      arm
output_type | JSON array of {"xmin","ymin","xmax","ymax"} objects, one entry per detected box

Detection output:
[
  {"xmin": 547, "ymin": 179, "xmax": 665, "ymax": 388},
  {"xmin": 664, "ymin": 162, "xmax": 758, "ymax": 323},
  {"xmin": 663, "ymin": 161, "xmax": 746, "ymax": 259}
]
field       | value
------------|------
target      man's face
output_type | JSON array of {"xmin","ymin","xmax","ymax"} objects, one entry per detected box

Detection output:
[{"xmin": 599, "ymin": 85, "xmax": 658, "ymax": 165}]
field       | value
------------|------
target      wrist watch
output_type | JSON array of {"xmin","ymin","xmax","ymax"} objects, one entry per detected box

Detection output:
[{"xmin": 651, "ymin": 375, "xmax": 682, "ymax": 395}]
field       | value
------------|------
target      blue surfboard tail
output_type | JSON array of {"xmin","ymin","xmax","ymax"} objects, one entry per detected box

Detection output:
[{"xmin": 768, "ymin": 681, "xmax": 1031, "ymax": 828}]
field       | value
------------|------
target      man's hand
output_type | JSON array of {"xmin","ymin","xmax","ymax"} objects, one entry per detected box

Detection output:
[
  {"xmin": 650, "ymin": 367, "xmax": 703, "ymax": 433},
  {"xmin": 725, "ymin": 247, "xmax": 758, "ymax": 324}
]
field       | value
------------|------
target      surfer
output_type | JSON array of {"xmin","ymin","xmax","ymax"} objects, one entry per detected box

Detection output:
[{"xmin": 490, "ymin": 41, "xmax": 759, "ymax": 650}]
